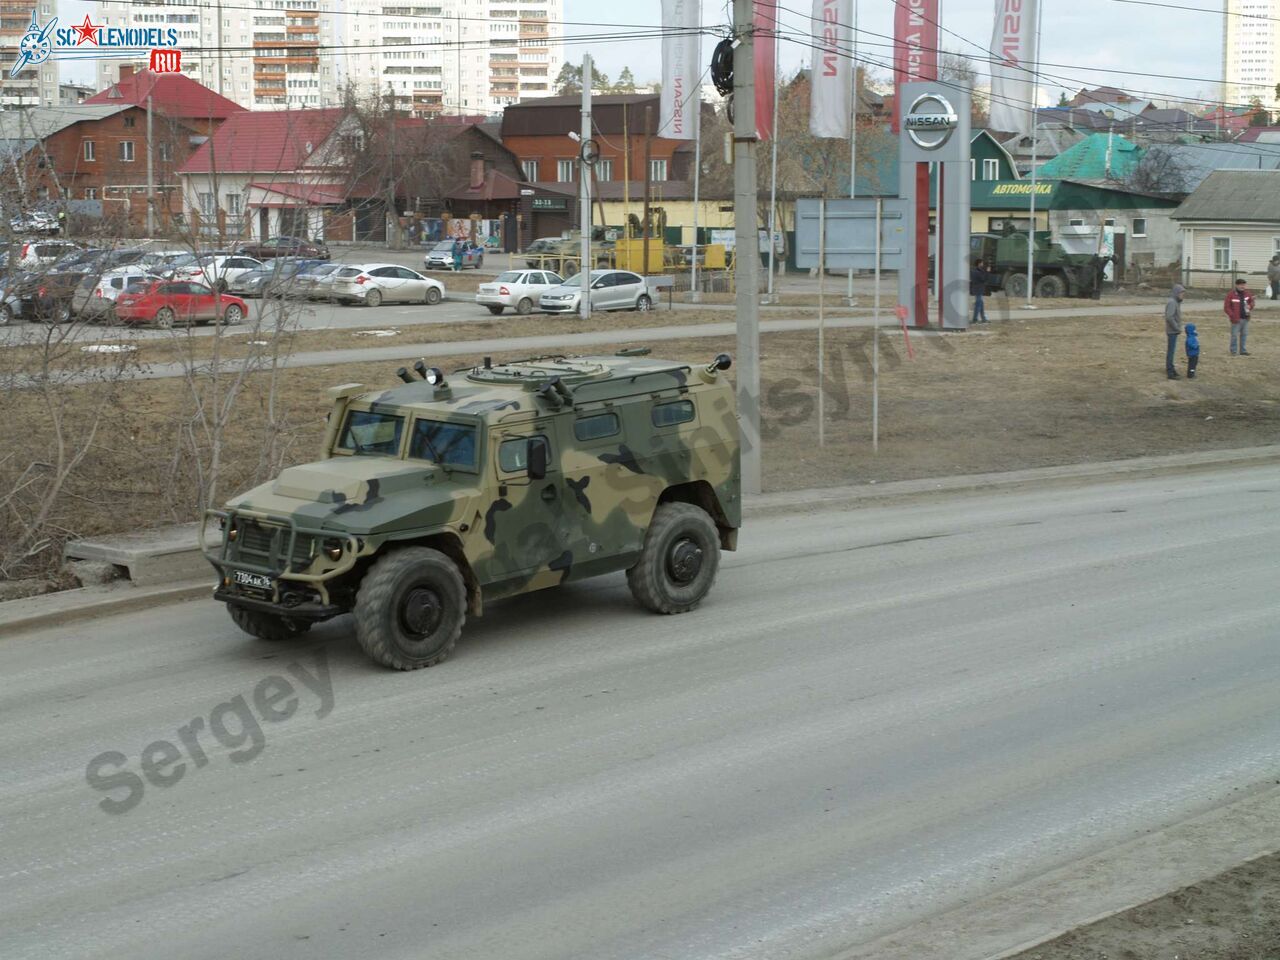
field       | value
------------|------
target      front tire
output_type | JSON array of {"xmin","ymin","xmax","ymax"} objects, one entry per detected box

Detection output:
[
  {"xmin": 155, "ymin": 306, "xmax": 175, "ymax": 328},
  {"xmin": 0, "ymin": 303, "xmax": 12, "ymax": 325},
  {"xmin": 354, "ymin": 547, "xmax": 466, "ymax": 670},
  {"xmin": 626, "ymin": 503, "xmax": 721, "ymax": 614},
  {"xmin": 222, "ymin": 304, "xmax": 244, "ymax": 325},
  {"xmin": 1005, "ymin": 272, "xmax": 1030, "ymax": 298},
  {"xmin": 228, "ymin": 604, "xmax": 312, "ymax": 641},
  {"xmin": 365, "ymin": 288, "xmax": 383, "ymax": 308},
  {"xmin": 516, "ymin": 297, "xmax": 533, "ymax": 315},
  {"xmin": 1034, "ymin": 273, "xmax": 1067, "ymax": 298},
  {"xmin": 426, "ymin": 286, "xmax": 442, "ymax": 305}
]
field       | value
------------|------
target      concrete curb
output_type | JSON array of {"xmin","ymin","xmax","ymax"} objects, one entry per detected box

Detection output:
[
  {"xmin": 824, "ymin": 784, "xmax": 1280, "ymax": 960},
  {"xmin": 745, "ymin": 444, "xmax": 1280, "ymax": 518},
  {"xmin": 5, "ymin": 443, "xmax": 1279, "ymax": 636},
  {"xmin": 0, "ymin": 581, "xmax": 211, "ymax": 637}
]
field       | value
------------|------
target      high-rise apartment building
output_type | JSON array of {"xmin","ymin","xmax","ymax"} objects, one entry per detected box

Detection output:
[
  {"xmin": 1, "ymin": 0, "xmax": 59, "ymax": 107},
  {"xmin": 92, "ymin": 0, "xmax": 564, "ymax": 116},
  {"xmin": 1223, "ymin": 0, "xmax": 1280, "ymax": 109}
]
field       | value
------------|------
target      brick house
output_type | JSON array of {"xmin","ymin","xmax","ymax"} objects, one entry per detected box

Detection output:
[
  {"xmin": 500, "ymin": 94, "xmax": 696, "ymax": 245},
  {"xmin": 0, "ymin": 69, "xmax": 243, "ymax": 234}
]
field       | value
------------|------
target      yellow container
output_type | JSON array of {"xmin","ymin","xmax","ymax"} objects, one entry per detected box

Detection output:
[{"xmin": 614, "ymin": 238, "xmax": 665, "ymax": 273}]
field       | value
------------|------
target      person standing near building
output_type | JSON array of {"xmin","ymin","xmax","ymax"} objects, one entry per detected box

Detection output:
[
  {"xmin": 1267, "ymin": 254, "xmax": 1280, "ymax": 300},
  {"xmin": 1223, "ymin": 277, "xmax": 1255, "ymax": 355},
  {"xmin": 1165, "ymin": 283, "xmax": 1185, "ymax": 379},
  {"xmin": 970, "ymin": 259, "xmax": 995, "ymax": 324}
]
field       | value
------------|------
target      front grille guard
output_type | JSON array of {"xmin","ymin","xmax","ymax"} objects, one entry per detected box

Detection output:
[{"xmin": 201, "ymin": 508, "xmax": 360, "ymax": 583}]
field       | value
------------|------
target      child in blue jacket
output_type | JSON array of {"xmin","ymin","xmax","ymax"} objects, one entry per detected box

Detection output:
[{"xmin": 1185, "ymin": 322, "xmax": 1200, "ymax": 378}]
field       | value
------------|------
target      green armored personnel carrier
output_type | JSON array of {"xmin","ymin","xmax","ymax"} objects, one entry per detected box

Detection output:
[{"xmin": 203, "ymin": 352, "xmax": 741, "ymax": 669}]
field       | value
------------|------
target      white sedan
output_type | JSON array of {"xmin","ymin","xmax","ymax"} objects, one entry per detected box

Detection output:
[
  {"xmin": 331, "ymin": 263, "xmax": 445, "ymax": 307},
  {"xmin": 171, "ymin": 254, "xmax": 265, "ymax": 292},
  {"xmin": 476, "ymin": 269, "xmax": 564, "ymax": 315}
]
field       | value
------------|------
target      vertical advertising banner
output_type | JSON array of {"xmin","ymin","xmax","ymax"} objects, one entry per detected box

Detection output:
[
  {"xmin": 892, "ymin": 0, "xmax": 940, "ymax": 131},
  {"xmin": 660, "ymin": 0, "xmax": 700, "ymax": 140},
  {"xmin": 988, "ymin": 0, "xmax": 1040, "ymax": 135},
  {"xmin": 809, "ymin": 0, "xmax": 852, "ymax": 138},
  {"xmin": 755, "ymin": 0, "xmax": 778, "ymax": 140}
]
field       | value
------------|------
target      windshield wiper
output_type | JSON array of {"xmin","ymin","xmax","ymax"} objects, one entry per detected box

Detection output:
[{"xmin": 416, "ymin": 431, "xmax": 453, "ymax": 477}]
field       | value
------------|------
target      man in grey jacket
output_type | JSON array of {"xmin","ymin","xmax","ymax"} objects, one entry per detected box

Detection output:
[{"xmin": 1165, "ymin": 284, "xmax": 1185, "ymax": 379}]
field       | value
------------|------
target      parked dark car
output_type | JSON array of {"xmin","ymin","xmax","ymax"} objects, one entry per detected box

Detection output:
[
  {"xmin": 1, "ymin": 269, "xmax": 93, "ymax": 323},
  {"xmin": 226, "ymin": 257, "xmax": 324, "ymax": 298},
  {"xmin": 235, "ymin": 236, "xmax": 330, "ymax": 260}
]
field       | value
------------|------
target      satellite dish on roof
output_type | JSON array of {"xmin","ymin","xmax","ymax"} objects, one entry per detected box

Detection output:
[{"xmin": 305, "ymin": 141, "xmax": 313, "ymax": 154}]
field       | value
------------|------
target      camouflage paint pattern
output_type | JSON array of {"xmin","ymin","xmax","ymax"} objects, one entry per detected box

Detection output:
[{"xmin": 206, "ymin": 354, "xmax": 740, "ymax": 614}]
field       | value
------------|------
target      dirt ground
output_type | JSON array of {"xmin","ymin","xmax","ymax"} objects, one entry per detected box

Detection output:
[{"xmin": 1006, "ymin": 851, "xmax": 1280, "ymax": 960}]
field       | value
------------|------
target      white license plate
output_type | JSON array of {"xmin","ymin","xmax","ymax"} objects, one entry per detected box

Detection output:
[{"xmin": 233, "ymin": 570, "xmax": 273, "ymax": 590}]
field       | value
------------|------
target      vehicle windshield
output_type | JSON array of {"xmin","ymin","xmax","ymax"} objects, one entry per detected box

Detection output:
[
  {"xmin": 338, "ymin": 410, "xmax": 404, "ymax": 456},
  {"xmin": 495, "ymin": 271, "xmax": 523, "ymax": 283},
  {"xmin": 559, "ymin": 273, "xmax": 597, "ymax": 288},
  {"xmin": 431, "ymin": 241, "xmax": 454, "ymax": 251},
  {"xmin": 409, "ymin": 419, "xmax": 478, "ymax": 468}
]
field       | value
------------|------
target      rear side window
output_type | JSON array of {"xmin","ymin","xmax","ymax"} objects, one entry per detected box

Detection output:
[
  {"xmin": 573, "ymin": 412, "xmax": 620, "ymax": 441},
  {"xmin": 652, "ymin": 400, "xmax": 695, "ymax": 428},
  {"xmin": 336, "ymin": 267, "xmax": 362, "ymax": 278}
]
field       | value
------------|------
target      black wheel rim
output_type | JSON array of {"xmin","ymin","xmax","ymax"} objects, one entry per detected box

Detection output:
[
  {"xmin": 399, "ymin": 585, "xmax": 443, "ymax": 638},
  {"xmin": 666, "ymin": 537, "xmax": 703, "ymax": 584}
]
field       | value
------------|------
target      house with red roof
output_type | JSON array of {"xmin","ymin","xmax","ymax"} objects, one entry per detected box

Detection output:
[
  {"xmin": 178, "ymin": 107, "xmax": 371, "ymax": 240},
  {"xmin": 83, "ymin": 66, "xmax": 244, "ymax": 139}
]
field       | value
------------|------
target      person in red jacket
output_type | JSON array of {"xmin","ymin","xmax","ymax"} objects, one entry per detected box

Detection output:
[{"xmin": 1223, "ymin": 278, "xmax": 1255, "ymax": 355}]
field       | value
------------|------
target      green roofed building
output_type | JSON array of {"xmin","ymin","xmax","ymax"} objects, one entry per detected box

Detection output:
[{"xmin": 1034, "ymin": 132, "xmax": 1144, "ymax": 180}]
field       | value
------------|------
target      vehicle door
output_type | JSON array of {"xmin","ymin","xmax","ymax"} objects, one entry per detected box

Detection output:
[
  {"xmin": 586, "ymin": 272, "xmax": 611, "ymax": 309},
  {"xmin": 157, "ymin": 282, "xmax": 192, "ymax": 322},
  {"xmin": 367, "ymin": 266, "xmax": 406, "ymax": 301},
  {"xmin": 613, "ymin": 273, "xmax": 643, "ymax": 309},
  {"xmin": 394, "ymin": 266, "xmax": 427, "ymax": 300},
  {"xmin": 484, "ymin": 424, "xmax": 574, "ymax": 588},
  {"xmin": 187, "ymin": 282, "xmax": 219, "ymax": 322},
  {"xmin": 223, "ymin": 256, "xmax": 259, "ymax": 284}
]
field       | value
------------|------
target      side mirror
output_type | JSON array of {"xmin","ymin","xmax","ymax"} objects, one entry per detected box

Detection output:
[{"xmin": 527, "ymin": 438, "xmax": 547, "ymax": 480}]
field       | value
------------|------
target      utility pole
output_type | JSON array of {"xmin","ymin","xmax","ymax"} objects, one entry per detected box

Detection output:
[
  {"xmin": 642, "ymin": 103, "xmax": 653, "ymax": 277},
  {"xmin": 845, "ymin": 0, "xmax": 859, "ymax": 306},
  {"xmin": 732, "ymin": 0, "xmax": 761, "ymax": 494},
  {"xmin": 146, "ymin": 94, "xmax": 155, "ymax": 236},
  {"xmin": 580, "ymin": 53, "xmax": 592, "ymax": 321},
  {"xmin": 387, "ymin": 83, "xmax": 401, "ymax": 250}
]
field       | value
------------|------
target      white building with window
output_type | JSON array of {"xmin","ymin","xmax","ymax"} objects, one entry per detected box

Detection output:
[
  {"xmin": 1223, "ymin": 0, "xmax": 1280, "ymax": 109},
  {"xmin": 93, "ymin": 0, "xmax": 563, "ymax": 115},
  {"xmin": 1173, "ymin": 169, "xmax": 1280, "ymax": 287}
]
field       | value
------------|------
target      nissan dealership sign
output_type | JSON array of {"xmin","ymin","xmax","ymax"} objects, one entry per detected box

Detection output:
[{"xmin": 903, "ymin": 92, "xmax": 960, "ymax": 150}]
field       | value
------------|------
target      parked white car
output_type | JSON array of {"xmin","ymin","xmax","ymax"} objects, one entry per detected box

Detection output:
[
  {"xmin": 476, "ymin": 269, "xmax": 564, "ymax": 315},
  {"xmin": 331, "ymin": 263, "xmax": 445, "ymax": 307},
  {"xmin": 171, "ymin": 254, "xmax": 265, "ymax": 291},
  {"xmin": 539, "ymin": 270, "xmax": 652, "ymax": 314},
  {"xmin": 71, "ymin": 267, "xmax": 161, "ymax": 323},
  {"xmin": 13, "ymin": 239, "xmax": 80, "ymax": 267}
]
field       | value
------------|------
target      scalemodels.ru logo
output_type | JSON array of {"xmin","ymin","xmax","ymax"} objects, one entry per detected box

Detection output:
[{"xmin": 9, "ymin": 9, "xmax": 183, "ymax": 79}]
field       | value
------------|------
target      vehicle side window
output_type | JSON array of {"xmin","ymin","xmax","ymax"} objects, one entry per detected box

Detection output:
[
  {"xmin": 190, "ymin": 283, "xmax": 213, "ymax": 296},
  {"xmin": 159, "ymin": 283, "xmax": 182, "ymax": 295},
  {"xmin": 395, "ymin": 267, "xmax": 419, "ymax": 280},
  {"xmin": 620, "ymin": 273, "xmax": 641, "ymax": 287},
  {"xmin": 652, "ymin": 400, "xmax": 695, "ymax": 428},
  {"xmin": 573, "ymin": 412, "xmax": 620, "ymax": 441},
  {"xmin": 499, "ymin": 434, "xmax": 549, "ymax": 473},
  {"xmin": 369, "ymin": 267, "xmax": 396, "ymax": 278},
  {"xmin": 110, "ymin": 277, "xmax": 124, "ymax": 289}
]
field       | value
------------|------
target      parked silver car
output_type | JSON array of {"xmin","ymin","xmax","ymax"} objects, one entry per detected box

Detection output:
[
  {"xmin": 539, "ymin": 270, "xmax": 652, "ymax": 314},
  {"xmin": 331, "ymin": 263, "xmax": 445, "ymax": 307},
  {"xmin": 476, "ymin": 269, "xmax": 563, "ymax": 315},
  {"xmin": 72, "ymin": 267, "xmax": 161, "ymax": 322}
]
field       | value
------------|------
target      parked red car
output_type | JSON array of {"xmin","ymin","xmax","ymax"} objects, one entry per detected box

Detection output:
[{"xmin": 113, "ymin": 280, "xmax": 248, "ymax": 328}]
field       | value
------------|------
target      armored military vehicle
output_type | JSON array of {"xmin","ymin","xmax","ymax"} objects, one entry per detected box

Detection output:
[
  {"xmin": 203, "ymin": 352, "xmax": 741, "ymax": 670},
  {"xmin": 971, "ymin": 231, "xmax": 1110, "ymax": 299}
]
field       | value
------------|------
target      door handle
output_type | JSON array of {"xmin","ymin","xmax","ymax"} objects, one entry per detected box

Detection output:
[{"xmin": 541, "ymin": 485, "xmax": 557, "ymax": 501}]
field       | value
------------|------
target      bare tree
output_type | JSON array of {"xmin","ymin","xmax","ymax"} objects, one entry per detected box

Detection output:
[{"xmin": 1126, "ymin": 145, "xmax": 1193, "ymax": 195}]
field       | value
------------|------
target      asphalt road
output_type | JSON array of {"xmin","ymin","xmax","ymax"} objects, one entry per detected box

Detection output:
[{"xmin": 3, "ymin": 465, "xmax": 1279, "ymax": 960}]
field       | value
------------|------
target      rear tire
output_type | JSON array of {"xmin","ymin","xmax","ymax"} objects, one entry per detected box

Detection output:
[
  {"xmin": 516, "ymin": 297, "xmax": 533, "ymax": 315},
  {"xmin": 0, "ymin": 303, "xmax": 12, "ymax": 325},
  {"xmin": 155, "ymin": 306, "xmax": 175, "ymax": 328},
  {"xmin": 626, "ymin": 503, "xmax": 721, "ymax": 614},
  {"xmin": 1034, "ymin": 273, "xmax": 1067, "ymax": 298},
  {"xmin": 354, "ymin": 547, "xmax": 466, "ymax": 670},
  {"xmin": 426, "ymin": 286, "xmax": 442, "ymax": 305},
  {"xmin": 486, "ymin": 304, "xmax": 504, "ymax": 315},
  {"xmin": 563, "ymin": 260, "xmax": 578, "ymax": 277},
  {"xmin": 635, "ymin": 294, "xmax": 652, "ymax": 312},
  {"xmin": 228, "ymin": 604, "xmax": 312, "ymax": 641},
  {"xmin": 365, "ymin": 288, "xmax": 383, "ymax": 308}
]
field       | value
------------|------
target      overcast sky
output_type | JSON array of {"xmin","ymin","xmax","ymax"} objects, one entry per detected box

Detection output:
[{"xmin": 57, "ymin": 0, "xmax": 1231, "ymax": 110}]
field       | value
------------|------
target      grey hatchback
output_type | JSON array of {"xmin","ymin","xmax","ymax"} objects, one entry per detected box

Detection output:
[{"xmin": 538, "ymin": 270, "xmax": 651, "ymax": 314}]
